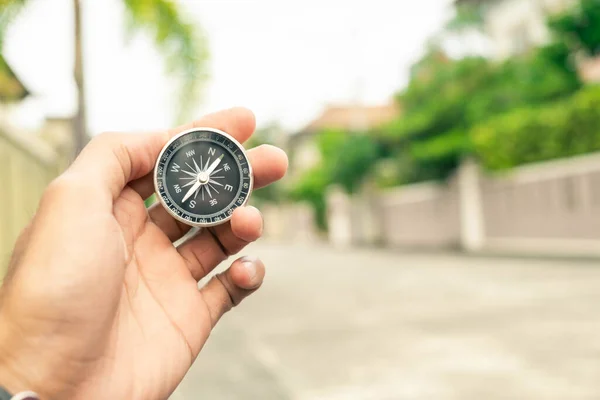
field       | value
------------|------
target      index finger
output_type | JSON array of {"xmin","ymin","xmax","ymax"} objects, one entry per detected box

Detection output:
[
  {"xmin": 67, "ymin": 107, "xmax": 256, "ymax": 203},
  {"xmin": 129, "ymin": 107, "xmax": 257, "ymax": 199}
]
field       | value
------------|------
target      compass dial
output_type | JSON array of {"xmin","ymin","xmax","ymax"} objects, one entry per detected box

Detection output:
[{"xmin": 154, "ymin": 128, "xmax": 253, "ymax": 227}]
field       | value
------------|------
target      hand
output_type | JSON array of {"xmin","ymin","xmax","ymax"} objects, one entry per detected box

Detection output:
[{"xmin": 0, "ymin": 108, "xmax": 288, "ymax": 399}]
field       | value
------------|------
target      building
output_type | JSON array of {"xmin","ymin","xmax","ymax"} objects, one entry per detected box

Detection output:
[
  {"xmin": 0, "ymin": 54, "xmax": 29, "ymax": 102},
  {"xmin": 0, "ymin": 54, "xmax": 30, "ymax": 125},
  {"xmin": 457, "ymin": 0, "xmax": 575, "ymax": 59},
  {"xmin": 0, "ymin": 55, "xmax": 75, "ymax": 275},
  {"xmin": 288, "ymin": 103, "xmax": 400, "ymax": 180},
  {"xmin": 0, "ymin": 54, "xmax": 74, "ymax": 157}
]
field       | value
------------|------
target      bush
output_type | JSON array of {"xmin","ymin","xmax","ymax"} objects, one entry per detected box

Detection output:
[
  {"xmin": 472, "ymin": 85, "xmax": 600, "ymax": 170},
  {"xmin": 329, "ymin": 134, "xmax": 380, "ymax": 193},
  {"xmin": 288, "ymin": 166, "xmax": 330, "ymax": 230},
  {"xmin": 289, "ymin": 130, "xmax": 382, "ymax": 229}
]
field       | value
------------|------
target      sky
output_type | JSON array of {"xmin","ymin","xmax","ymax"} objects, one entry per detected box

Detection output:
[{"xmin": 4, "ymin": 0, "xmax": 454, "ymax": 135}]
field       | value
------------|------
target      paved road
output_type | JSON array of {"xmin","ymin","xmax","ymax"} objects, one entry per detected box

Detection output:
[{"xmin": 171, "ymin": 242, "xmax": 600, "ymax": 400}]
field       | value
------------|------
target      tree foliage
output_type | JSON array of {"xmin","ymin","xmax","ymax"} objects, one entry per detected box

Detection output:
[
  {"xmin": 289, "ymin": 165, "xmax": 330, "ymax": 230},
  {"xmin": 0, "ymin": 0, "xmax": 27, "ymax": 51},
  {"xmin": 289, "ymin": 129, "xmax": 381, "ymax": 230},
  {"xmin": 121, "ymin": 0, "xmax": 208, "ymax": 122},
  {"xmin": 548, "ymin": 0, "xmax": 600, "ymax": 56},
  {"xmin": 445, "ymin": 3, "xmax": 485, "ymax": 32},
  {"xmin": 472, "ymin": 85, "xmax": 600, "ymax": 170},
  {"xmin": 378, "ymin": 43, "xmax": 580, "ymax": 184},
  {"xmin": 319, "ymin": 130, "xmax": 381, "ymax": 194},
  {"xmin": 290, "ymin": 0, "xmax": 600, "ymax": 230},
  {"xmin": 0, "ymin": 0, "xmax": 207, "ymax": 122}
]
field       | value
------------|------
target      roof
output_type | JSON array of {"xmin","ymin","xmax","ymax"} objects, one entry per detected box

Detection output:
[
  {"xmin": 299, "ymin": 103, "xmax": 401, "ymax": 135},
  {"xmin": 0, "ymin": 54, "xmax": 30, "ymax": 102}
]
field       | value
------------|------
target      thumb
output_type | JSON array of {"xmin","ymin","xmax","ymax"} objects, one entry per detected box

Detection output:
[{"xmin": 67, "ymin": 131, "xmax": 169, "ymax": 203}]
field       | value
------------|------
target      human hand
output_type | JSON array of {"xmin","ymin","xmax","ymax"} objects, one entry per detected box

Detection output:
[{"xmin": 0, "ymin": 108, "xmax": 288, "ymax": 399}]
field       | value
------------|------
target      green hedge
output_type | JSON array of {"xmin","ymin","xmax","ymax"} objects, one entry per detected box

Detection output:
[{"xmin": 472, "ymin": 85, "xmax": 600, "ymax": 170}]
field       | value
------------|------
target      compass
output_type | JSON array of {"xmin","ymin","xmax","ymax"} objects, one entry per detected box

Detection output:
[{"xmin": 153, "ymin": 127, "xmax": 253, "ymax": 227}]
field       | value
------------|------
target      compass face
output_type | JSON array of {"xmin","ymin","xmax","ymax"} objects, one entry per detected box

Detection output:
[{"xmin": 154, "ymin": 128, "xmax": 253, "ymax": 227}]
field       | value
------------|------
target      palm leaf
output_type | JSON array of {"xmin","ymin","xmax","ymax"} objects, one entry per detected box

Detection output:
[
  {"xmin": 122, "ymin": 0, "xmax": 209, "ymax": 123},
  {"xmin": 0, "ymin": 0, "xmax": 29, "ymax": 51}
]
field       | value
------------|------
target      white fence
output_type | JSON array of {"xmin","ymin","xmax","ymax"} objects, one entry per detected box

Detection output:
[
  {"xmin": 327, "ymin": 153, "xmax": 600, "ymax": 257},
  {"xmin": 378, "ymin": 182, "xmax": 460, "ymax": 248},
  {"xmin": 261, "ymin": 202, "xmax": 319, "ymax": 243},
  {"xmin": 481, "ymin": 154, "xmax": 600, "ymax": 255}
]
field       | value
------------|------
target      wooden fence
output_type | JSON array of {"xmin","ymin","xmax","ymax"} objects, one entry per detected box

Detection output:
[{"xmin": 0, "ymin": 126, "xmax": 66, "ymax": 277}]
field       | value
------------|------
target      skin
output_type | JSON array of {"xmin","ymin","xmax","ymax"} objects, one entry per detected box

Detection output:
[{"xmin": 0, "ymin": 108, "xmax": 288, "ymax": 399}]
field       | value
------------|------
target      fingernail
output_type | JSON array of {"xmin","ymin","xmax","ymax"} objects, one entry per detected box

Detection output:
[
  {"xmin": 241, "ymin": 257, "xmax": 258, "ymax": 282},
  {"xmin": 256, "ymin": 207, "xmax": 264, "ymax": 235}
]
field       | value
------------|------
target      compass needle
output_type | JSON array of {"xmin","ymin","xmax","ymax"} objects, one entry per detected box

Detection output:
[{"xmin": 182, "ymin": 181, "xmax": 201, "ymax": 203}]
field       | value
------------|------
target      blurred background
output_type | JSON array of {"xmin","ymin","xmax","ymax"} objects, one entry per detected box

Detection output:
[{"xmin": 1, "ymin": 0, "xmax": 600, "ymax": 398}]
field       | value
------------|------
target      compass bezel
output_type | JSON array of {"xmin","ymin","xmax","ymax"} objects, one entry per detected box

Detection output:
[{"xmin": 153, "ymin": 127, "xmax": 254, "ymax": 228}]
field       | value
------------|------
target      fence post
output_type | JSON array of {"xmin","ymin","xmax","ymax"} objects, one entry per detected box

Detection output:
[
  {"xmin": 457, "ymin": 158, "xmax": 485, "ymax": 252},
  {"xmin": 326, "ymin": 186, "xmax": 353, "ymax": 247}
]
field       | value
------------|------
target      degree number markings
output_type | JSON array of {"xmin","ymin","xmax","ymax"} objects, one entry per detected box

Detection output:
[{"xmin": 154, "ymin": 128, "xmax": 253, "ymax": 227}]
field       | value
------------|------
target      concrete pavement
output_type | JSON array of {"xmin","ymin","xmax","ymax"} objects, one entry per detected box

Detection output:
[{"xmin": 171, "ymin": 242, "xmax": 600, "ymax": 400}]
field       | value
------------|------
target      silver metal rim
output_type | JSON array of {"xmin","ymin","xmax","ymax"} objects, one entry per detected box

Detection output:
[{"xmin": 153, "ymin": 126, "xmax": 254, "ymax": 228}]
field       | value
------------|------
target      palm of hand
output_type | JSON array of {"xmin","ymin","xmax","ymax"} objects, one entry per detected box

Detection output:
[
  {"xmin": 2, "ymin": 182, "xmax": 239, "ymax": 399},
  {"xmin": 74, "ymin": 187, "xmax": 213, "ymax": 399},
  {"xmin": 0, "ymin": 108, "xmax": 286, "ymax": 400}
]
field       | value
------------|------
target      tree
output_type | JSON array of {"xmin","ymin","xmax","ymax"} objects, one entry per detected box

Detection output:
[
  {"xmin": 289, "ymin": 129, "xmax": 382, "ymax": 230},
  {"xmin": 444, "ymin": 3, "xmax": 485, "ymax": 33},
  {"xmin": 376, "ymin": 36, "xmax": 581, "ymax": 185},
  {"xmin": 548, "ymin": 0, "xmax": 600, "ymax": 56},
  {"xmin": 0, "ymin": 0, "xmax": 208, "ymax": 156}
]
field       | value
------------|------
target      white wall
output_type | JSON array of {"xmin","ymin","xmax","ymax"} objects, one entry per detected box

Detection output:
[{"xmin": 326, "ymin": 152, "xmax": 600, "ymax": 257}]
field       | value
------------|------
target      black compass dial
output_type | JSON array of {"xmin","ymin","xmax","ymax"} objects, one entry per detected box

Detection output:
[{"xmin": 154, "ymin": 128, "xmax": 253, "ymax": 227}]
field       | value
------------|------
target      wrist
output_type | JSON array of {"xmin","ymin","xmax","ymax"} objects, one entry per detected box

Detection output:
[
  {"xmin": 0, "ymin": 361, "xmax": 41, "ymax": 399},
  {"xmin": 0, "ymin": 387, "xmax": 39, "ymax": 400},
  {"xmin": 0, "ymin": 320, "xmax": 61, "ymax": 400}
]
